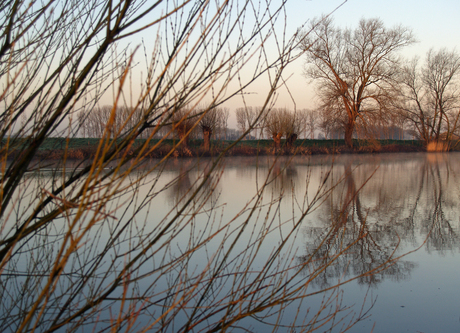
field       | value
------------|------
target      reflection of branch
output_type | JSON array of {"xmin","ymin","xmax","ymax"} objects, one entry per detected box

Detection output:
[
  {"xmin": 300, "ymin": 161, "xmax": 417, "ymax": 290},
  {"xmin": 300, "ymin": 152, "xmax": 460, "ymax": 297}
]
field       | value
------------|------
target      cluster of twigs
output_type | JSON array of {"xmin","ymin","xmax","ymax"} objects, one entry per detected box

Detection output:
[{"xmin": 0, "ymin": 0, "xmax": 408, "ymax": 332}]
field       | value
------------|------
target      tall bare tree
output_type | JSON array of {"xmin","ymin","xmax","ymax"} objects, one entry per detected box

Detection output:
[
  {"xmin": 395, "ymin": 48, "xmax": 460, "ymax": 145},
  {"xmin": 213, "ymin": 107, "xmax": 230, "ymax": 140},
  {"xmin": 303, "ymin": 109, "xmax": 317, "ymax": 139},
  {"xmin": 236, "ymin": 106, "xmax": 258, "ymax": 139},
  {"xmin": 299, "ymin": 17, "xmax": 415, "ymax": 148}
]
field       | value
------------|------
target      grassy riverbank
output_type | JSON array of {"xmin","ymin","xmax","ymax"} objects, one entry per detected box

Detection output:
[{"xmin": 2, "ymin": 137, "xmax": 432, "ymax": 160}]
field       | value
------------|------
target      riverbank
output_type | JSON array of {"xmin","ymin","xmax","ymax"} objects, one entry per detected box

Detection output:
[{"xmin": 3, "ymin": 137, "xmax": 434, "ymax": 160}]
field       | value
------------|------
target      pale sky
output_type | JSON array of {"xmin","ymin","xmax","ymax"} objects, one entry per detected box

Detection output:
[
  {"xmin": 217, "ymin": 0, "xmax": 460, "ymax": 125},
  {"xmin": 277, "ymin": 0, "xmax": 460, "ymax": 108},
  {"xmin": 6, "ymin": 1, "xmax": 458, "ymax": 135},
  {"xmin": 97, "ymin": 0, "xmax": 460, "ymax": 128}
]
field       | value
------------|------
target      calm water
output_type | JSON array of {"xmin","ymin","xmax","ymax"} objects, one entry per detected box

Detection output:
[
  {"xmin": 3, "ymin": 152, "xmax": 460, "ymax": 332},
  {"xmin": 157, "ymin": 153, "xmax": 460, "ymax": 332}
]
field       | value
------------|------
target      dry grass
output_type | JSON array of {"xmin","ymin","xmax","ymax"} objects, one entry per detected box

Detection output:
[{"xmin": 426, "ymin": 141, "xmax": 449, "ymax": 152}]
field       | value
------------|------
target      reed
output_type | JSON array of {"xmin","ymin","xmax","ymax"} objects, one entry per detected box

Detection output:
[{"xmin": 426, "ymin": 141, "xmax": 449, "ymax": 152}]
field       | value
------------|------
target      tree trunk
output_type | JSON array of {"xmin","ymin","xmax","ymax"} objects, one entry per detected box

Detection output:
[
  {"xmin": 344, "ymin": 121, "xmax": 354, "ymax": 148},
  {"xmin": 286, "ymin": 133, "xmax": 297, "ymax": 149},
  {"xmin": 203, "ymin": 128, "xmax": 211, "ymax": 151},
  {"xmin": 273, "ymin": 133, "xmax": 282, "ymax": 150},
  {"xmin": 178, "ymin": 130, "xmax": 189, "ymax": 147}
]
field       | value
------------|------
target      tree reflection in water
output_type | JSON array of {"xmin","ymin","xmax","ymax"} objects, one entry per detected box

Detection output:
[
  {"xmin": 419, "ymin": 154, "xmax": 460, "ymax": 254},
  {"xmin": 298, "ymin": 153, "xmax": 460, "ymax": 293},
  {"xmin": 6, "ymin": 154, "xmax": 459, "ymax": 331},
  {"xmin": 167, "ymin": 158, "xmax": 223, "ymax": 211}
]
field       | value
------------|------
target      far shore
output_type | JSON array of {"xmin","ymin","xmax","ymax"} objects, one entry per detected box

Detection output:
[
  {"xmin": 1, "ymin": 138, "xmax": 442, "ymax": 160},
  {"xmin": 4, "ymin": 137, "xmax": 456, "ymax": 160}
]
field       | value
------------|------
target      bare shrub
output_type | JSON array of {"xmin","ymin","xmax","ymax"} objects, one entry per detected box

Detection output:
[{"xmin": 0, "ymin": 1, "xmax": 405, "ymax": 332}]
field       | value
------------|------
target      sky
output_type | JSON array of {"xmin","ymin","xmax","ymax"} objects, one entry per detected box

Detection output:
[
  {"xmin": 269, "ymin": 0, "xmax": 460, "ymax": 109},
  {"xmin": 54, "ymin": 0, "xmax": 460, "ymax": 130},
  {"xmin": 4, "ymin": 0, "xmax": 458, "ymax": 135}
]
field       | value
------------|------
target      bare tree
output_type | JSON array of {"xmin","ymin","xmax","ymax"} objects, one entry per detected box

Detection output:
[
  {"xmin": 236, "ymin": 106, "xmax": 257, "ymax": 139},
  {"xmin": 263, "ymin": 108, "xmax": 305, "ymax": 150},
  {"xmin": 306, "ymin": 109, "xmax": 318, "ymax": 139},
  {"xmin": 236, "ymin": 107, "xmax": 248, "ymax": 136},
  {"xmin": 285, "ymin": 109, "xmax": 304, "ymax": 148},
  {"xmin": 216, "ymin": 108, "xmax": 231, "ymax": 140},
  {"xmin": 317, "ymin": 103, "xmax": 344, "ymax": 139},
  {"xmin": 299, "ymin": 17, "xmax": 415, "ymax": 148},
  {"xmin": 219, "ymin": 107, "xmax": 230, "ymax": 140},
  {"xmin": 198, "ymin": 107, "xmax": 222, "ymax": 151},
  {"xmin": 79, "ymin": 106, "xmax": 130, "ymax": 138},
  {"xmin": 168, "ymin": 106, "xmax": 199, "ymax": 152},
  {"xmin": 395, "ymin": 48, "xmax": 460, "ymax": 146},
  {"xmin": 81, "ymin": 106, "xmax": 153, "ymax": 139},
  {"xmin": 264, "ymin": 108, "xmax": 287, "ymax": 149},
  {"xmin": 254, "ymin": 106, "xmax": 269, "ymax": 139},
  {"xmin": 264, "ymin": 108, "xmax": 301, "ymax": 149}
]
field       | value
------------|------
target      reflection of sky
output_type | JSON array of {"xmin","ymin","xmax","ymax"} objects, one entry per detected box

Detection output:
[
  {"xmin": 347, "ymin": 240, "xmax": 460, "ymax": 333},
  {"xmin": 8, "ymin": 153, "xmax": 460, "ymax": 331},
  {"xmin": 212, "ymin": 153, "xmax": 460, "ymax": 332}
]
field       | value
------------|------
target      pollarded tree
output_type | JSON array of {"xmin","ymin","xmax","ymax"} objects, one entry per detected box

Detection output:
[
  {"xmin": 285, "ymin": 109, "xmax": 305, "ymax": 148},
  {"xmin": 198, "ymin": 107, "xmax": 227, "ymax": 151},
  {"xmin": 299, "ymin": 17, "xmax": 415, "ymax": 148},
  {"xmin": 264, "ymin": 108, "xmax": 288, "ymax": 149},
  {"xmin": 200, "ymin": 109, "xmax": 216, "ymax": 151},
  {"xmin": 264, "ymin": 108, "xmax": 301, "ymax": 149},
  {"xmin": 170, "ymin": 106, "xmax": 198, "ymax": 149},
  {"xmin": 395, "ymin": 48, "xmax": 460, "ymax": 145},
  {"xmin": 263, "ymin": 108, "xmax": 305, "ymax": 149}
]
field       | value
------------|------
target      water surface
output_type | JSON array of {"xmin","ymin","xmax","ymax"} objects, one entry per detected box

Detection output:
[{"xmin": 3, "ymin": 152, "xmax": 460, "ymax": 332}]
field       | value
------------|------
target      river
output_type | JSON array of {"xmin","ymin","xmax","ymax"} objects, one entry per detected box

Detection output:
[{"xmin": 2, "ymin": 152, "xmax": 460, "ymax": 332}]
